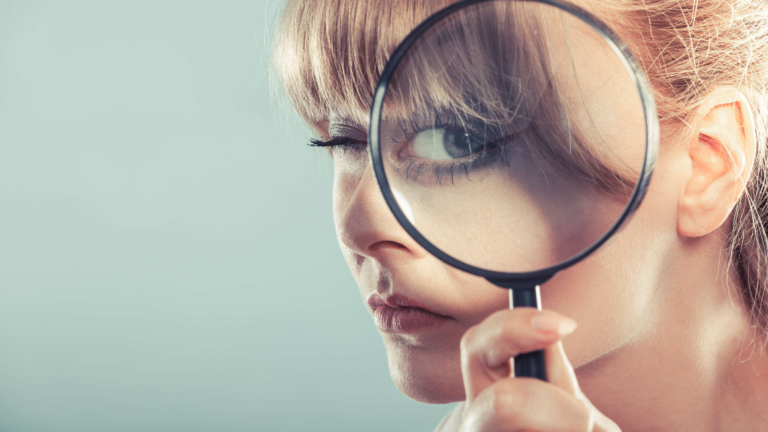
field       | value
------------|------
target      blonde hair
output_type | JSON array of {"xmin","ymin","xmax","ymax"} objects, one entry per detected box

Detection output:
[
  {"xmin": 271, "ymin": 0, "xmax": 457, "ymax": 125},
  {"xmin": 271, "ymin": 0, "xmax": 768, "ymax": 337}
]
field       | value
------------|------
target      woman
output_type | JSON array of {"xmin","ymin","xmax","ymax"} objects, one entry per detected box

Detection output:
[{"xmin": 272, "ymin": 0, "xmax": 768, "ymax": 430}]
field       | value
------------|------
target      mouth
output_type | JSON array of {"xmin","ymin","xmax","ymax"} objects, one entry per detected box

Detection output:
[{"xmin": 367, "ymin": 293, "xmax": 453, "ymax": 333}]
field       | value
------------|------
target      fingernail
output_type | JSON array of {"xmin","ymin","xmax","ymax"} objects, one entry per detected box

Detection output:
[{"xmin": 531, "ymin": 311, "xmax": 577, "ymax": 336}]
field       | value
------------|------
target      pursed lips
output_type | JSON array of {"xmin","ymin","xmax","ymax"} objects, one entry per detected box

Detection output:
[{"xmin": 367, "ymin": 293, "xmax": 454, "ymax": 333}]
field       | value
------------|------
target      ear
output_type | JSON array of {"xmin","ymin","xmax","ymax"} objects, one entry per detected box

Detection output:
[{"xmin": 678, "ymin": 88, "xmax": 757, "ymax": 237}]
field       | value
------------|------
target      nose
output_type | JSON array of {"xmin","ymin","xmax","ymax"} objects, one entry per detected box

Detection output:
[{"xmin": 335, "ymin": 164, "xmax": 427, "ymax": 260}]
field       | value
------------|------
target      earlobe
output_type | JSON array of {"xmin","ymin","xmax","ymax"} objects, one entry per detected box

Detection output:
[{"xmin": 678, "ymin": 89, "xmax": 757, "ymax": 238}]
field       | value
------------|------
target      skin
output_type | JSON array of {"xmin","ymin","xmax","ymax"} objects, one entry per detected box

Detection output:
[{"xmin": 307, "ymin": 6, "xmax": 768, "ymax": 432}]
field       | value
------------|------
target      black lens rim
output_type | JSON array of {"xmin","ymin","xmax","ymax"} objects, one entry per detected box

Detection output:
[{"xmin": 368, "ymin": 0, "xmax": 659, "ymax": 282}]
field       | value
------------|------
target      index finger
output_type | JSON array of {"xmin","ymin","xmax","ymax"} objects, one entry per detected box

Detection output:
[{"xmin": 460, "ymin": 308, "xmax": 577, "ymax": 402}]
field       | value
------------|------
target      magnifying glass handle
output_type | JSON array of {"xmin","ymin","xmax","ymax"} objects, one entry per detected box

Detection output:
[{"xmin": 509, "ymin": 287, "xmax": 547, "ymax": 381}]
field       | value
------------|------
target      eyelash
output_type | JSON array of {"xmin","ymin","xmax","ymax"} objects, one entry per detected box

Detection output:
[
  {"xmin": 395, "ymin": 148, "xmax": 506, "ymax": 185},
  {"xmin": 308, "ymin": 137, "xmax": 367, "ymax": 153}
]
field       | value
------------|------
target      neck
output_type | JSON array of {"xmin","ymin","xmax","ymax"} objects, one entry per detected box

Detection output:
[{"xmin": 576, "ymin": 235, "xmax": 768, "ymax": 431}]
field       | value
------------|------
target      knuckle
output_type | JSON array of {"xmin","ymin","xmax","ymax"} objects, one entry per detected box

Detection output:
[
  {"xmin": 499, "ymin": 309, "xmax": 535, "ymax": 340},
  {"xmin": 490, "ymin": 380, "xmax": 530, "ymax": 425},
  {"xmin": 496, "ymin": 320, "xmax": 519, "ymax": 347}
]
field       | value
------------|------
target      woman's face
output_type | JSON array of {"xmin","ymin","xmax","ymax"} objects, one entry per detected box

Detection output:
[{"xmin": 320, "ymin": 2, "xmax": 687, "ymax": 404}]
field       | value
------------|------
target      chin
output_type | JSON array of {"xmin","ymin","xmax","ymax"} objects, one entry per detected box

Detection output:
[{"xmin": 383, "ymin": 339, "xmax": 465, "ymax": 404}]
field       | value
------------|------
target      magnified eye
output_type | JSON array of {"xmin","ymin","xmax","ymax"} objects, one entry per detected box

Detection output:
[{"xmin": 411, "ymin": 128, "xmax": 490, "ymax": 160}]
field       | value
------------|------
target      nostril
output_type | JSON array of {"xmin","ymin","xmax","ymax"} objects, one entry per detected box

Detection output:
[{"xmin": 369, "ymin": 240, "xmax": 410, "ymax": 253}]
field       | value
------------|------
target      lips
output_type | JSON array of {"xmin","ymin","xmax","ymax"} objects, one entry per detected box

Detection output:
[{"xmin": 368, "ymin": 294, "xmax": 452, "ymax": 333}]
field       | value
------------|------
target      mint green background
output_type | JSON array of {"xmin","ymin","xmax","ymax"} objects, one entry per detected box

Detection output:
[{"xmin": 0, "ymin": 1, "xmax": 456, "ymax": 430}]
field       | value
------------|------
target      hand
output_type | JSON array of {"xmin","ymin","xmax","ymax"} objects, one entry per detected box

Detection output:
[{"xmin": 458, "ymin": 308, "xmax": 621, "ymax": 432}]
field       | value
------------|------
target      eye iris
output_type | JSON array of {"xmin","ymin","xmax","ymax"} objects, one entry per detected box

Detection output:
[
  {"xmin": 444, "ymin": 131, "xmax": 481, "ymax": 158},
  {"xmin": 409, "ymin": 128, "xmax": 491, "ymax": 161}
]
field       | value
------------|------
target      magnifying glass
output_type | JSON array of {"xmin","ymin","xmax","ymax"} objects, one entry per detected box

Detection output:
[{"xmin": 368, "ymin": 0, "xmax": 659, "ymax": 381}]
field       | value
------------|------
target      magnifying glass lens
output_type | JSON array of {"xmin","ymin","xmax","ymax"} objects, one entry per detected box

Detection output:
[{"xmin": 376, "ymin": 1, "xmax": 649, "ymax": 273}]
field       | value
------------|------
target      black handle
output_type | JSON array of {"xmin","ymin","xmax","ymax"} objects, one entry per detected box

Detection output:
[
  {"xmin": 510, "ymin": 287, "xmax": 547, "ymax": 381},
  {"xmin": 514, "ymin": 349, "xmax": 547, "ymax": 381}
]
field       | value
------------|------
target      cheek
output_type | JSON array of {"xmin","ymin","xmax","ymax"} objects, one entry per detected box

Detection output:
[
  {"xmin": 331, "ymin": 154, "xmax": 367, "ymax": 230},
  {"xmin": 389, "ymin": 160, "xmax": 629, "ymax": 273},
  {"xmin": 331, "ymin": 170, "xmax": 351, "ymax": 226},
  {"xmin": 545, "ymin": 149, "xmax": 684, "ymax": 367}
]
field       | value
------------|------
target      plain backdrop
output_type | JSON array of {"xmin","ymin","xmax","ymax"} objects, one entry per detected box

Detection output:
[{"xmin": 0, "ymin": 1, "xmax": 457, "ymax": 430}]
